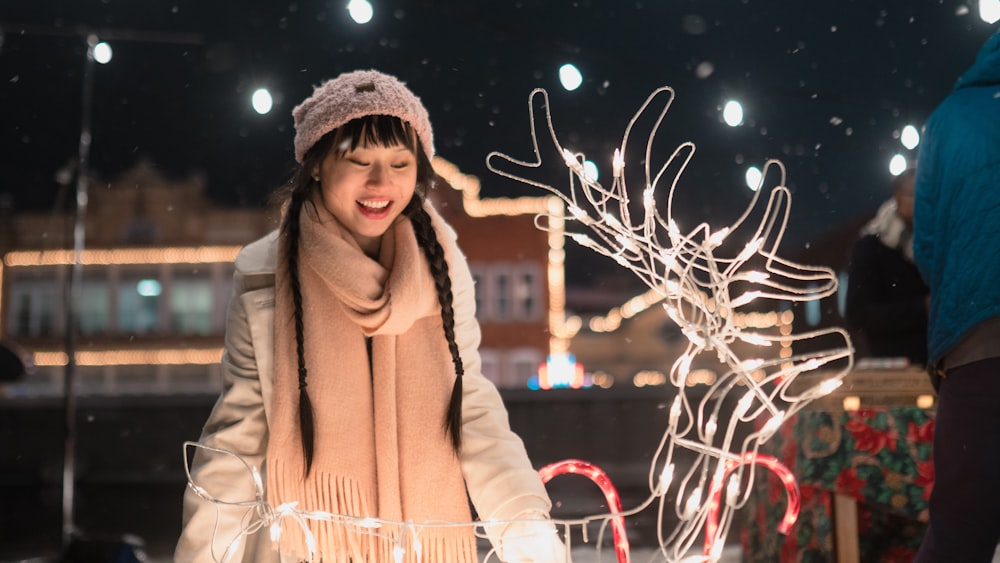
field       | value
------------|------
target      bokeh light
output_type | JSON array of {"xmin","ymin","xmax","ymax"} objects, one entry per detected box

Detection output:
[
  {"xmin": 900, "ymin": 124, "xmax": 920, "ymax": 150},
  {"xmin": 251, "ymin": 88, "xmax": 273, "ymax": 115},
  {"xmin": 92, "ymin": 42, "xmax": 113, "ymax": 64},
  {"xmin": 744, "ymin": 165, "xmax": 762, "ymax": 191},
  {"xmin": 347, "ymin": 0, "xmax": 374, "ymax": 24},
  {"xmin": 695, "ymin": 61, "xmax": 715, "ymax": 79},
  {"xmin": 981, "ymin": 0, "xmax": 1000, "ymax": 23},
  {"xmin": 723, "ymin": 100, "xmax": 743, "ymax": 127},
  {"xmin": 559, "ymin": 63, "xmax": 583, "ymax": 91},
  {"xmin": 889, "ymin": 153, "xmax": 908, "ymax": 176}
]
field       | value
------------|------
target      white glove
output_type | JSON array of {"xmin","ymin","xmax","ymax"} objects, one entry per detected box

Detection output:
[{"xmin": 489, "ymin": 511, "xmax": 571, "ymax": 563}]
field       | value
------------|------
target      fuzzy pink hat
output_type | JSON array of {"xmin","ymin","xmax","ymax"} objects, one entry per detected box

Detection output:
[{"xmin": 292, "ymin": 69, "xmax": 434, "ymax": 163}]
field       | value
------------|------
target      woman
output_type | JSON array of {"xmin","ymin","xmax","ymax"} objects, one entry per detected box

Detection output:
[{"xmin": 176, "ymin": 70, "xmax": 566, "ymax": 562}]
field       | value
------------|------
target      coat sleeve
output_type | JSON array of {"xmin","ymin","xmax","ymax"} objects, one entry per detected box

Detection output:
[
  {"xmin": 446, "ymin": 245, "xmax": 554, "ymax": 524},
  {"xmin": 174, "ymin": 276, "xmax": 274, "ymax": 562},
  {"xmin": 913, "ymin": 115, "xmax": 941, "ymax": 283}
]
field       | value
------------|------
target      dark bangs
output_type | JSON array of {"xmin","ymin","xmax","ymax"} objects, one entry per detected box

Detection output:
[{"xmin": 331, "ymin": 115, "xmax": 421, "ymax": 156}]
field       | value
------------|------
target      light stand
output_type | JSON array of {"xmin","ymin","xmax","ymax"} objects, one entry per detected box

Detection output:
[{"xmin": 61, "ymin": 32, "xmax": 98, "ymax": 546}]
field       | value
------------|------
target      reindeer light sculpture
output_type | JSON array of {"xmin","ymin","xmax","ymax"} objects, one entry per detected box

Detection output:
[{"xmin": 486, "ymin": 86, "xmax": 854, "ymax": 562}]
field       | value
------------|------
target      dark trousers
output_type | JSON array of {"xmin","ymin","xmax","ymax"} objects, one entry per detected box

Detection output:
[{"xmin": 915, "ymin": 357, "xmax": 1000, "ymax": 562}]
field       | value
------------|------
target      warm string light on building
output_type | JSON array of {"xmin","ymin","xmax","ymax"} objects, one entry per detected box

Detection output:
[
  {"xmin": 431, "ymin": 157, "xmax": 574, "ymax": 369},
  {"xmin": 0, "ymin": 246, "xmax": 241, "ymax": 341},
  {"xmin": 433, "ymin": 157, "xmax": 585, "ymax": 390},
  {"xmin": 2, "ymin": 246, "xmax": 242, "ymax": 268},
  {"xmin": 580, "ymin": 287, "xmax": 797, "ymax": 388},
  {"xmin": 3, "ymin": 162, "xmax": 561, "ymax": 392},
  {"xmin": 32, "ymin": 349, "xmax": 224, "ymax": 367},
  {"xmin": 0, "ymin": 246, "xmax": 240, "ymax": 378}
]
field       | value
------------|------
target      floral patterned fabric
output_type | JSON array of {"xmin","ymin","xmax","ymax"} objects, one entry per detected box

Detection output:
[{"xmin": 741, "ymin": 407, "xmax": 934, "ymax": 562}]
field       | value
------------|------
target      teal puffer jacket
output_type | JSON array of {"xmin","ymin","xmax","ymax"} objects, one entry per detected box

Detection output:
[{"xmin": 914, "ymin": 30, "xmax": 1000, "ymax": 365}]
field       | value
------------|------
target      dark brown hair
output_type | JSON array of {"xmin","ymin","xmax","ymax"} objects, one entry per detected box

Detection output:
[{"xmin": 276, "ymin": 115, "xmax": 463, "ymax": 474}]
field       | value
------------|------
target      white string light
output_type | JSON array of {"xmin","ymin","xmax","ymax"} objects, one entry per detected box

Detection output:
[{"xmin": 184, "ymin": 84, "xmax": 853, "ymax": 563}]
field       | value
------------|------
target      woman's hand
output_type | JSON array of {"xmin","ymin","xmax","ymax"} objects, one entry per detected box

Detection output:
[{"xmin": 491, "ymin": 512, "xmax": 570, "ymax": 563}]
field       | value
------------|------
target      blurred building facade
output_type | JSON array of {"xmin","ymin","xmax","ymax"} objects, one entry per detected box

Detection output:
[
  {"xmin": 0, "ymin": 157, "xmax": 569, "ymax": 395},
  {"xmin": 429, "ymin": 158, "xmax": 568, "ymax": 389}
]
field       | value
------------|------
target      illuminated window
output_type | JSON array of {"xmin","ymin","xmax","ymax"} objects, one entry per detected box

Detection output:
[
  {"xmin": 15, "ymin": 294, "xmax": 31, "ymax": 335},
  {"xmin": 37, "ymin": 296, "xmax": 54, "ymax": 336},
  {"xmin": 171, "ymin": 278, "xmax": 214, "ymax": 335},
  {"xmin": 118, "ymin": 269, "xmax": 162, "ymax": 334},
  {"xmin": 494, "ymin": 268, "xmax": 511, "ymax": 320},
  {"xmin": 6, "ymin": 271, "xmax": 59, "ymax": 337},
  {"xmin": 79, "ymin": 279, "xmax": 110, "ymax": 335},
  {"xmin": 479, "ymin": 348, "xmax": 500, "ymax": 385},
  {"xmin": 512, "ymin": 264, "xmax": 542, "ymax": 320},
  {"xmin": 471, "ymin": 262, "xmax": 543, "ymax": 322}
]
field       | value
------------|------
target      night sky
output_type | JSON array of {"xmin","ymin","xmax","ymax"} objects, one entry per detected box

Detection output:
[{"xmin": 1, "ymin": 1, "xmax": 996, "ymax": 279}]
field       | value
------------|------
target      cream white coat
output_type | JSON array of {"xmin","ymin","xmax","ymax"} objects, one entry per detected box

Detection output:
[{"xmin": 175, "ymin": 229, "xmax": 553, "ymax": 562}]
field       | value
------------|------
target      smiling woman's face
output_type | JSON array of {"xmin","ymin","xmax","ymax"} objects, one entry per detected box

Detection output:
[{"xmin": 316, "ymin": 140, "xmax": 417, "ymax": 257}]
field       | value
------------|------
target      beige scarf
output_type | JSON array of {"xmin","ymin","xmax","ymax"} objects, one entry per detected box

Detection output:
[{"xmin": 267, "ymin": 196, "xmax": 477, "ymax": 562}]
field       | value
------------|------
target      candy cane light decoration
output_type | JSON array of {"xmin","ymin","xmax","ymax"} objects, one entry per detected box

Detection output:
[
  {"xmin": 703, "ymin": 453, "xmax": 799, "ymax": 560},
  {"xmin": 538, "ymin": 459, "xmax": 629, "ymax": 563}
]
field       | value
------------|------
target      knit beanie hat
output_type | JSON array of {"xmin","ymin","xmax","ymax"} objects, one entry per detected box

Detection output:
[{"xmin": 292, "ymin": 69, "xmax": 434, "ymax": 163}]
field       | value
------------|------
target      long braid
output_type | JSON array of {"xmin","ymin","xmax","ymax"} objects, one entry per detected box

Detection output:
[
  {"xmin": 409, "ymin": 202, "xmax": 464, "ymax": 451},
  {"xmin": 282, "ymin": 181, "xmax": 317, "ymax": 475}
]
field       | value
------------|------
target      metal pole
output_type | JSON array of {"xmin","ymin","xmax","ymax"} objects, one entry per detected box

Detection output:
[
  {"xmin": 0, "ymin": 21, "xmax": 204, "ymax": 548},
  {"xmin": 62, "ymin": 33, "xmax": 97, "ymax": 548}
]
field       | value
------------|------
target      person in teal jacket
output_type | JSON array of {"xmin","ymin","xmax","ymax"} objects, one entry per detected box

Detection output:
[{"xmin": 913, "ymin": 29, "xmax": 1000, "ymax": 562}]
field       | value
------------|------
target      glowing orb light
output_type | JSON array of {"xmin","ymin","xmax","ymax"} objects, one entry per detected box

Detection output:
[
  {"xmin": 722, "ymin": 100, "xmax": 743, "ymax": 126},
  {"xmin": 900, "ymin": 124, "xmax": 920, "ymax": 150},
  {"xmin": 889, "ymin": 153, "xmax": 908, "ymax": 176},
  {"xmin": 347, "ymin": 0, "xmax": 374, "ymax": 24},
  {"xmin": 92, "ymin": 42, "xmax": 113, "ymax": 64},
  {"xmin": 559, "ymin": 63, "xmax": 583, "ymax": 91},
  {"xmin": 251, "ymin": 88, "xmax": 273, "ymax": 115}
]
